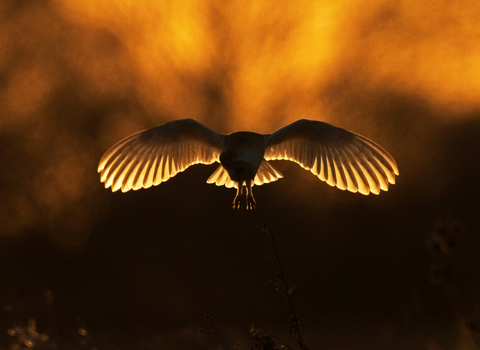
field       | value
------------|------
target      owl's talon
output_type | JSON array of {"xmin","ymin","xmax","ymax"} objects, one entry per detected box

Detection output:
[{"xmin": 233, "ymin": 197, "xmax": 241, "ymax": 211}]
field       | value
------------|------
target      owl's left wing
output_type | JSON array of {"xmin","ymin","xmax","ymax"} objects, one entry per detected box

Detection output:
[
  {"xmin": 98, "ymin": 119, "xmax": 224, "ymax": 192},
  {"xmin": 264, "ymin": 119, "xmax": 398, "ymax": 195}
]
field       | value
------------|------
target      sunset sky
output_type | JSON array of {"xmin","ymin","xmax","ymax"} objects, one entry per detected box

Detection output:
[{"xmin": 1, "ymin": 0, "xmax": 480, "ymax": 348}]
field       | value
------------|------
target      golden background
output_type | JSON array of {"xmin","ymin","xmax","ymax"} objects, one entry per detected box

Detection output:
[{"xmin": 1, "ymin": 0, "xmax": 479, "ymax": 348}]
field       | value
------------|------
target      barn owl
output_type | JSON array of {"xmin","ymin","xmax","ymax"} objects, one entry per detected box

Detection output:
[{"xmin": 98, "ymin": 119, "xmax": 398, "ymax": 211}]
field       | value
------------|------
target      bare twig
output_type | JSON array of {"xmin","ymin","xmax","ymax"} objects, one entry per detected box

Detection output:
[
  {"xmin": 262, "ymin": 224, "xmax": 309, "ymax": 350},
  {"xmin": 198, "ymin": 307, "xmax": 229, "ymax": 350}
]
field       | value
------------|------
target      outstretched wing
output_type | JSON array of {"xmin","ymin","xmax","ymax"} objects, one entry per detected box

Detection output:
[
  {"xmin": 264, "ymin": 119, "xmax": 399, "ymax": 195},
  {"xmin": 98, "ymin": 119, "xmax": 224, "ymax": 192}
]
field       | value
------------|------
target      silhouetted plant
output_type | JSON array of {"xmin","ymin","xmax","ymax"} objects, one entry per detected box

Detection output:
[
  {"xmin": 198, "ymin": 307, "xmax": 229, "ymax": 350},
  {"xmin": 249, "ymin": 325, "xmax": 279, "ymax": 350},
  {"xmin": 425, "ymin": 218, "xmax": 480, "ymax": 347},
  {"xmin": 262, "ymin": 224, "xmax": 309, "ymax": 350}
]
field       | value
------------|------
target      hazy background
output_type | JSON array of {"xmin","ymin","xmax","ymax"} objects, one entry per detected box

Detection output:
[{"xmin": 1, "ymin": 0, "xmax": 480, "ymax": 348}]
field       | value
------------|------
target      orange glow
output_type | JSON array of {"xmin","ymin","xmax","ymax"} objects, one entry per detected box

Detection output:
[
  {"xmin": 50, "ymin": 0, "xmax": 480, "ymax": 130},
  {"xmin": 52, "ymin": 0, "xmax": 347, "ymax": 132},
  {"xmin": 55, "ymin": 0, "xmax": 218, "ymax": 119},
  {"xmin": 2, "ymin": 0, "xmax": 480, "ymax": 246},
  {"xmin": 333, "ymin": 0, "xmax": 480, "ymax": 116}
]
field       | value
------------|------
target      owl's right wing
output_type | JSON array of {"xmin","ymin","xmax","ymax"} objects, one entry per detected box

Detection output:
[
  {"xmin": 98, "ymin": 119, "xmax": 224, "ymax": 192},
  {"xmin": 264, "ymin": 119, "xmax": 399, "ymax": 195}
]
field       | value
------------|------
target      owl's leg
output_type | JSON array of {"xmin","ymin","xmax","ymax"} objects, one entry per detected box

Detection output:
[
  {"xmin": 233, "ymin": 184, "xmax": 243, "ymax": 211},
  {"xmin": 245, "ymin": 179, "xmax": 256, "ymax": 211}
]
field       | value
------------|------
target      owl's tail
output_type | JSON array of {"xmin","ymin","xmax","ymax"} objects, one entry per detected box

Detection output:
[{"xmin": 206, "ymin": 160, "xmax": 283, "ymax": 189}]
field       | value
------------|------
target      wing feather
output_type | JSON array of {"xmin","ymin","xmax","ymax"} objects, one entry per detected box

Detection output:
[
  {"xmin": 265, "ymin": 119, "xmax": 398, "ymax": 195},
  {"xmin": 342, "ymin": 144, "xmax": 371, "ymax": 194},
  {"xmin": 206, "ymin": 160, "xmax": 283, "ymax": 189},
  {"xmin": 254, "ymin": 160, "xmax": 283, "ymax": 186},
  {"xmin": 344, "ymin": 144, "xmax": 377, "ymax": 194},
  {"xmin": 98, "ymin": 119, "xmax": 224, "ymax": 192},
  {"xmin": 121, "ymin": 142, "xmax": 153, "ymax": 192},
  {"xmin": 324, "ymin": 145, "xmax": 337, "ymax": 187},
  {"xmin": 153, "ymin": 153, "xmax": 165, "ymax": 186},
  {"xmin": 318, "ymin": 143, "xmax": 327, "ymax": 181},
  {"xmin": 132, "ymin": 141, "xmax": 159, "ymax": 190},
  {"xmin": 205, "ymin": 165, "xmax": 236, "ymax": 188},
  {"xmin": 330, "ymin": 145, "xmax": 348, "ymax": 190},
  {"xmin": 336, "ymin": 146, "xmax": 359, "ymax": 193}
]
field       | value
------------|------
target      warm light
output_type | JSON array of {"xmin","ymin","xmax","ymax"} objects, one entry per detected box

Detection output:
[
  {"xmin": 51, "ymin": 0, "xmax": 480, "ymax": 130},
  {"xmin": 2, "ymin": 0, "xmax": 479, "ymax": 243}
]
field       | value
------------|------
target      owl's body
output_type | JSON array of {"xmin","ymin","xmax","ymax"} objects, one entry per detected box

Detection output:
[
  {"xmin": 218, "ymin": 132, "xmax": 267, "ymax": 210},
  {"xmin": 220, "ymin": 132, "xmax": 266, "ymax": 183},
  {"xmin": 98, "ymin": 119, "xmax": 399, "ymax": 210}
]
